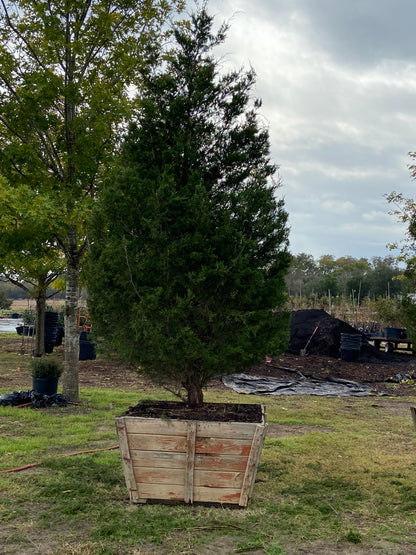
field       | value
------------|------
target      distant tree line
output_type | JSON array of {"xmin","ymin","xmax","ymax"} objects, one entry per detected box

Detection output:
[
  {"xmin": 0, "ymin": 279, "xmax": 65, "ymax": 301},
  {"xmin": 286, "ymin": 254, "xmax": 403, "ymax": 305}
]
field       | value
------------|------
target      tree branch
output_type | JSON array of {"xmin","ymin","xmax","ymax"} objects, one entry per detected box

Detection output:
[{"xmin": 0, "ymin": 0, "xmax": 48, "ymax": 72}]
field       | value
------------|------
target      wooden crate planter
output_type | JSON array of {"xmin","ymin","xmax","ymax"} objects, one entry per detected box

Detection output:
[{"xmin": 115, "ymin": 406, "xmax": 267, "ymax": 506}]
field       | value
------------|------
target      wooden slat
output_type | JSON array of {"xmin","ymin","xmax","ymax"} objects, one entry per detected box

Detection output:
[
  {"xmin": 131, "ymin": 450, "xmax": 186, "ymax": 469},
  {"xmin": 185, "ymin": 421, "xmax": 197, "ymax": 503},
  {"xmin": 124, "ymin": 416, "xmax": 265, "ymax": 439},
  {"xmin": 239, "ymin": 422, "xmax": 267, "ymax": 507},
  {"xmin": 115, "ymin": 418, "xmax": 141, "ymax": 502},
  {"xmin": 195, "ymin": 437, "xmax": 252, "ymax": 456},
  {"xmin": 193, "ymin": 486, "xmax": 241, "ymax": 504},
  {"xmin": 131, "ymin": 451, "xmax": 249, "ymax": 472},
  {"xmin": 135, "ymin": 467, "xmax": 185, "ymax": 485},
  {"xmin": 137, "ymin": 483, "xmax": 242, "ymax": 504},
  {"xmin": 127, "ymin": 434, "xmax": 187, "ymax": 452},
  {"xmin": 124, "ymin": 417, "xmax": 188, "ymax": 436},
  {"xmin": 128, "ymin": 434, "xmax": 252, "ymax": 456},
  {"xmin": 196, "ymin": 421, "xmax": 265, "ymax": 439},
  {"xmin": 195, "ymin": 453, "xmax": 248, "ymax": 472},
  {"xmin": 194, "ymin": 469, "xmax": 244, "ymax": 489},
  {"xmin": 137, "ymin": 483, "xmax": 185, "ymax": 501}
]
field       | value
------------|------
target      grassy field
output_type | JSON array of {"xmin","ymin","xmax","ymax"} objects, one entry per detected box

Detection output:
[{"xmin": 1, "ymin": 334, "xmax": 416, "ymax": 554}]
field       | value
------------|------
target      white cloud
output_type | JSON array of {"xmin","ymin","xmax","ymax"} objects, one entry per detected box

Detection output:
[
  {"xmin": 196, "ymin": 0, "xmax": 416, "ymax": 260},
  {"xmin": 362, "ymin": 211, "xmax": 392, "ymax": 223},
  {"xmin": 322, "ymin": 200, "xmax": 355, "ymax": 214}
]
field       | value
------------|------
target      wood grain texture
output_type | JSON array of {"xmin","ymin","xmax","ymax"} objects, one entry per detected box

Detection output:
[{"xmin": 116, "ymin": 407, "xmax": 266, "ymax": 506}]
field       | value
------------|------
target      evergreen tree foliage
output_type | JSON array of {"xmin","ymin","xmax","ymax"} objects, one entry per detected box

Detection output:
[{"xmin": 88, "ymin": 8, "xmax": 291, "ymax": 407}]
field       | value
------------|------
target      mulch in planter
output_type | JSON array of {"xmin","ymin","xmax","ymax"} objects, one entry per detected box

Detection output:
[{"xmin": 124, "ymin": 400, "xmax": 263, "ymax": 423}]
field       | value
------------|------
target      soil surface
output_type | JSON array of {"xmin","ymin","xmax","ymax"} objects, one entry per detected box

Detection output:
[{"xmin": 125, "ymin": 400, "xmax": 264, "ymax": 422}]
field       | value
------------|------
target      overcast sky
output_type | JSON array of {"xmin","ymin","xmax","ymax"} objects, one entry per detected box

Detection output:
[{"xmin": 201, "ymin": 0, "xmax": 416, "ymax": 262}]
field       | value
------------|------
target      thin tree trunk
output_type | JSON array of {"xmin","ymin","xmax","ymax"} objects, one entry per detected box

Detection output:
[
  {"xmin": 62, "ymin": 227, "xmax": 80, "ymax": 402},
  {"xmin": 34, "ymin": 280, "xmax": 47, "ymax": 357}
]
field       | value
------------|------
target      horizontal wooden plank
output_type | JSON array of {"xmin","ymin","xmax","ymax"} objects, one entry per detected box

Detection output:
[
  {"xmin": 119, "ymin": 416, "xmax": 265, "ymax": 440},
  {"xmin": 133, "ymin": 469, "xmax": 243, "ymax": 490},
  {"xmin": 195, "ymin": 453, "xmax": 248, "ymax": 472},
  {"xmin": 122, "ymin": 417, "xmax": 188, "ymax": 436},
  {"xmin": 127, "ymin": 434, "xmax": 252, "ymax": 456},
  {"xmin": 131, "ymin": 450, "xmax": 248, "ymax": 472},
  {"xmin": 128, "ymin": 434, "xmax": 187, "ymax": 452},
  {"xmin": 196, "ymin": 421, "xmax": 265, "ymax": 439},
  {"xmin": 136, "ymin": 483, "xmax": 242, "ymax": 504},
  {"xmin": 194, "ymin": 470, "xmax": 244, "ymax": 489},
  {"xmin": 193, "ymin": 486, "xmax": 241, "ymax": 504},
  {"xmin": 133, "ymin": 469, "xmax": 243, "ymax": 489},
  {"xmin": 137, "ymin": 483, "xmax": 185, "ymax": 501},
  {"xmin": 195, "ymin": 437, "xmax": 252, "ymax": 456},
  {"xmin": 135, "ymin": 467, "xmax": 185, "ymax": 485},
  {"xmin": 131, "ymin": 450, "xmax": 186, "ymax": 469}
]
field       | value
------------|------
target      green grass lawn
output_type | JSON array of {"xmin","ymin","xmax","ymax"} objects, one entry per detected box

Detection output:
[{"xmin": 1, "ymin": 339, "xmax": 416, "ymax": 553}]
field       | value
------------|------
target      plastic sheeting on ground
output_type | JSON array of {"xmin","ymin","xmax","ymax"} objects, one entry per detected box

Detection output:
[
  {"xmin": 0, "ymin": 390, "xmax": 68, "ymax": 408},
  {"xmin": 221, "ymin": 373, "xmax": 377, "ymax": 397},
  {"xmin": 387, "ymin": 373, "xmax": 416, "ymax": 383}
]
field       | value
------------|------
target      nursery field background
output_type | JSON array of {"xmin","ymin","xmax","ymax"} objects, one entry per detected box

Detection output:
[{"xmin": 1, "ymin": 333, "xmax": 416, "ymax": 555}]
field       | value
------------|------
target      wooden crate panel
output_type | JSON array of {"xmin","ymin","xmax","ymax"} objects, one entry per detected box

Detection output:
[
  {"xmin": 131, "ymin": 450, "xmax": 186, "ymax": 469},
  {"xmin": 116, "ymin": 406, "xmax": 266, "ymax": 506},
  {"xmin": 124, "ymin": 417, "xmax": 188, "ymax": 436},
  {"xmin": 195, "ymin": 437, "xmax": 252, "ymax": 456},
  {"xmin": 195, "ymin": 453, "xmax": 248, "ymax": 472},
  {"xmin": 194, "ymin": 469, "xmax": 244, "ymax": 489},
  {"xmin": 127, "ymin": 434, "xmax": 187, "ymax": 452},
  {"xmin": 130, "ymin": 450, "xmax": 250, "ymax": 471},
  {"xmin": 137, "ymin": 483, "xmax": 185, "ymax": 501},
  {"xmin": 123, "ymin": 417, "xmax": 265, "ymax": 440},
  {"xmin": 196, "ymin": 421, "xmax": 264, "ymax": 439},
  {"xmin": 193, "ymin": 486, "xmax": 241, "ymax": 504},
  {"xmin": 127, "ymin": 434, "xmax": 252, "ymax": 456},
  {"xmin": 136, "ymin": 483, "xmax": 242, "ymax": 504},
  {"xmin": 134, "ymin": 467, "xmax": 185, "ymax": 485}
]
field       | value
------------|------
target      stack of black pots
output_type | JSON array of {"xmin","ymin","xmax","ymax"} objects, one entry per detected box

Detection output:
[
  {"xmin": 79, "ymin": 331, "xmax": 96, "ymax": 360},
  {"xmin": 340, "ymin": 333, "xmax": 361, "ymax": 362},
  {"xmin": 44, "ymin": 311, "xmax": 59, "ymax": 354}
]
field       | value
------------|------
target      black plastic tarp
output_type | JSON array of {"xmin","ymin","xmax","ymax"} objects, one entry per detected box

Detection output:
[
  {"xmin": 0, "ymin": 390, "xmax": 68, "ymax": 408},
  {"xmin": 222, "ymin": 373, "xmax": 377, "ymax": 397}
]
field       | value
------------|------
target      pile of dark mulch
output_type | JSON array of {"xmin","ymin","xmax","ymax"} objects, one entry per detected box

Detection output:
[
  {"xmin": 124, "ymin": 400, "xmax": 264, "ymax": 423},
  {"xmin": 0, "ymin": 390, "xmax": 68, "ymax": 408},
  {"xmin": 289, "ymin": 309, "xmax": 377, "ymax": 358}
]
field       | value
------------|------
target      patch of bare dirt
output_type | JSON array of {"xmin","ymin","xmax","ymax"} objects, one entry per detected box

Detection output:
[
  {"xmin": 246, "ymin": 351, "xmax": 416, "ymax": 397},
  {"xmin": 2, "ymin": 308, "xmax": 416, "ymax": 399},
  {"xmin": 2, "ymin": 328, "xmax": 416, "ymax": 399},
  {"xmin": 248, "ymin": 308, "xmax": 416, "ymax": 397}
]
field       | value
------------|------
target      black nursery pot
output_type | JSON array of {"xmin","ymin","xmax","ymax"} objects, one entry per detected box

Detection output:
[{"xmin": 32, "ymin": 377, "xmax": 59, "ymax": 396}]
